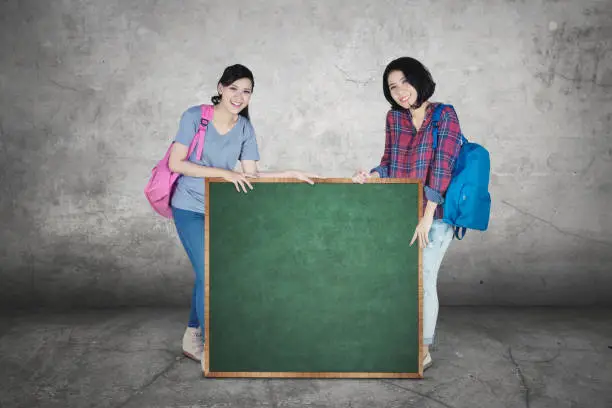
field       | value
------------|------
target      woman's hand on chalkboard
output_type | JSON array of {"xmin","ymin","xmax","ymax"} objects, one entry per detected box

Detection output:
[
  {"xmin": 222, "ymin": 170, "xmax": 254, "ymax": 193},
  {"xmin": 352, "ymin": 170, "xmax": 371, "ymax": 184},
  {"xmin": 285, "ymin": 170, "xmax": 319, "ymax": 185}
]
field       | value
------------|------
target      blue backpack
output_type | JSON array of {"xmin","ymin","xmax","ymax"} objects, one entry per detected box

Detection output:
[{"xmin": 431, "ymin": 104, "xmax": 491, "ymax": 240}]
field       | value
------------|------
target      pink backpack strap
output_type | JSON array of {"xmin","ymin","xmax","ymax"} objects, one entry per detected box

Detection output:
[{"xmin": 195, "ymin": 104, "xmax": 214, "ymax": 161}]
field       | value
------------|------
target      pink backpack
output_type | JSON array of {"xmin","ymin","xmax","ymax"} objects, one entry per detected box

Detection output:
[{"xmin": 145, "ymin": 104, "xmax": 214, "ymax": 218}]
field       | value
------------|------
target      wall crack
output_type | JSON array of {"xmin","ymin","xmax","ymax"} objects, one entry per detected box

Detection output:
[{"xmin": 501, "ymin": 200, "xmax": 612, "ymax": 248}]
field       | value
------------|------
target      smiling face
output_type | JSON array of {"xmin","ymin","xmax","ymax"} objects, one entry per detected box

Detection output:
[
  {"xmin": 387, "ymin": 70, "xmax": 418, "ymax": 109},
  {"xmin": 218, "ymin": 78, "xmax": 253, "ymax": 115}
]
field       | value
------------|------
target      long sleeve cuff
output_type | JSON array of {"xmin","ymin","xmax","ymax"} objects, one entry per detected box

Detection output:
[
  {"xmin": 370, "ymin": 165, "xmax": 388, "ymax": 178},
  {"xmin": 424, "ymin": 186, "xmax": 444, "ymax": 204}
]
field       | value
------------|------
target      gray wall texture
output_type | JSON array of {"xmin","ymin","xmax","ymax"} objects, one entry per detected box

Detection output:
[{"xmin": 1, "ymin": 0, "xmax": 611, "ymax": 309}]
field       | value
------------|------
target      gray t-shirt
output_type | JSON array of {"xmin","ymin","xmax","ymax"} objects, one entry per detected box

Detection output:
[{"xmin": 170, "ymin": 105, "xmax": 260, "ymax": 213}]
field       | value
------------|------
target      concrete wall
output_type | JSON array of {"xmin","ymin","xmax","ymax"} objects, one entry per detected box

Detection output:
[{"xmin": 1, "ymin": 0, "xmax": 611, "ymax": 309}]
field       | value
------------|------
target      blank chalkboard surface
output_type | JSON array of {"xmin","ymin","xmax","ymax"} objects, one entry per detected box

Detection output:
[{"xmin": 204, "ymin": 178, "xmax": 423, "ymax": 378}]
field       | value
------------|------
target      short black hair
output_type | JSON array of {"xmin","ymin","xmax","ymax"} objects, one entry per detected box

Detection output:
[
  {"xmin": 211, "ymin": 64, "xmax": 255, "ymax": 119},
  {"xmin": 382, "ymin": 57, "xmax": 436, "ymax": 110}
]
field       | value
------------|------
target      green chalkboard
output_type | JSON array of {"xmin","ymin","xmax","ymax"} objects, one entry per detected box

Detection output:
[{"xmin": 204, "ymin": 178, "xmax": 423, "ymax": 378}]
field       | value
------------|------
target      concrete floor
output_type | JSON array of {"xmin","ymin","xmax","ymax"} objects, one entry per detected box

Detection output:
[{"xmin": 0, "ymin": 307, "xmax": 610, "ymax": 408}]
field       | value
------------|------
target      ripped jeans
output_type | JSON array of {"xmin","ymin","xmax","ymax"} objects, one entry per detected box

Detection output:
[{"xmin": 423, "ymin": 219, "xmax": 454, "ymax": 345}]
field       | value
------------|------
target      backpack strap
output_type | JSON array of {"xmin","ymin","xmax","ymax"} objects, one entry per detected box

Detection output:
[
  {"xmin": 454, "ymin": 226, "xmax": 467, "ymax": 240},
  {"xmin": 431, "ymin": 104, "xmax": 446, "ymax": 150},
  {"xmin": 431, "ymin": 103, "xmax": 468, "ymax": 149},
  {"xmin": 195, "ymin": 104, "xmax": 214, "ymax": 161}
]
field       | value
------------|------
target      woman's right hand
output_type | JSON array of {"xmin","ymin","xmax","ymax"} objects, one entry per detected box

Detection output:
[
  {"xmin": 352, "ymin": 169, "xmax": 370, "ymax": 184},
  {"xmin": 222, "ymin": 170, "xmax": 255, "ymax": 193}
]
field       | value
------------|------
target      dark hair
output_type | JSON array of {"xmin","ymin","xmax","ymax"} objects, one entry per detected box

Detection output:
[
  {"xmin": 211, "ymin": 64, "xmax": 255, "ymax": 119},
  {"xmin": 382, "ymin": 57, "xmax": 436, "ymax": 110}
]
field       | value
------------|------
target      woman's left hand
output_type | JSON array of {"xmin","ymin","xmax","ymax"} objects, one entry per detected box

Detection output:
[
  {"xmin": 286, "ymin": 170, "xmax": 321, "ymax": 185},
  {"xmin": 410, "ymin": 215, "xmax": 434, "ymax": 248}
]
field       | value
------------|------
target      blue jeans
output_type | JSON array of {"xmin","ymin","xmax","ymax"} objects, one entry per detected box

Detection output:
[
  {"xmin": 423, "ymin": 219, "xmax": 454, "ymax": 345},
  {"xmin": 172, "ymin": 207, "xmax": 205, "ymax": 337}
]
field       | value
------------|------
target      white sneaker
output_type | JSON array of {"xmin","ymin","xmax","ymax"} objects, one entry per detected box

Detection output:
[
  {"xmin": 182, "ymin": 327, "xmax": 203, "ymax": 362},
  {"xmin": 423, "ymin": 352, "xmax": 433, "ymax": 371}
]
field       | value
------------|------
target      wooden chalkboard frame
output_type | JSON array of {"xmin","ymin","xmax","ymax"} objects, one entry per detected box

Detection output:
[{"xmin": 204, "ymin": 177, "xmax": 423, "ymax": 378}]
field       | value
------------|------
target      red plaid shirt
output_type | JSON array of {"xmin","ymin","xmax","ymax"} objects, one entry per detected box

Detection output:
[{"xmin": 370, "ymin": 103, "xmax": 463, "ymax": 219}]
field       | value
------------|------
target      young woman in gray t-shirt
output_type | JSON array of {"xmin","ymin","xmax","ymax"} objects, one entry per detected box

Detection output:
[{"xmin": 167, "ymin": 64, "xmax": 318, "ymax": 374}]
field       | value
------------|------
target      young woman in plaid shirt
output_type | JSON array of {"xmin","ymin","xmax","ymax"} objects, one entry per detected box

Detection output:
[{"xmin": 353, "ymin": 57, "xmax": 463, "ymax": 371}]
